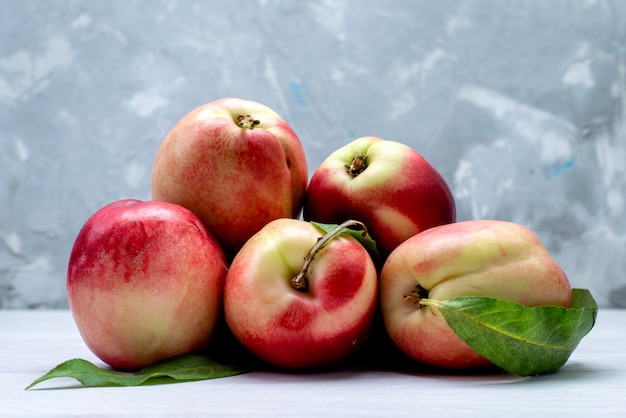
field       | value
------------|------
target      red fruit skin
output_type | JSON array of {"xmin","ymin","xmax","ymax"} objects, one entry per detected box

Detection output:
[
  {"xmin": 223, "ymin": 219, "xmax": 378, "ymax": 370},
  {"xmin": 67, "ymin": 199, "xmax": 228, "ymax": 370},
  {"xmin": 151, "ymin": 98, "xmax": 308, "ymax": 258},
  {"xmin": 380, "ymin": 219, "xmax": 573, "ymax": 370},
  {"xmin": 304, "ymin": 136, "xmax": 455, "ymax": 258}
]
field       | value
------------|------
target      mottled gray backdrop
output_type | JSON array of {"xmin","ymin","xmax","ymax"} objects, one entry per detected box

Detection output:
[{"xmin": 1, "ymin": 0, "xmax": 625, "ymax": 308}]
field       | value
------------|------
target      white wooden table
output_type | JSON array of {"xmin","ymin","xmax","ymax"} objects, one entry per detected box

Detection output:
[{"xmin": 1, "ymin": 309, "xmax": 625, "ymax": 417}]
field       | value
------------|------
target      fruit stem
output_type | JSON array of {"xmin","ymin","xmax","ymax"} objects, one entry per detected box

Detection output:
[
  {"xmin": 290, "ymin": 220, "xmax": 369, "ymax": 292},
  {"xmin": 417, "ymin": 298, "xmax": 439, "ymax": 308},
  {"xmin": 402, "ymin": 285, "xmax": 430, "ymax": 309},
  {"xmin": 236, "ymin": 114, "xmax": 260, "ymax": 129},
  {"xmin": 345, "ymin": 152, "xmax": 368, "ymax": 177}
]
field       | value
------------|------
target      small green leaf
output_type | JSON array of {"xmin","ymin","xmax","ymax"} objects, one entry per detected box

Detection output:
[
  {"xmin": 311, "ymin": 221, "xmax": 380, "ymax": 264},
  {"xmin": 424, "ymin": 288, "xmax": 598, "ymax": 377},
  {"xmin": 26, "ymin": 354, "xmax": 249, "ymax": 390}
]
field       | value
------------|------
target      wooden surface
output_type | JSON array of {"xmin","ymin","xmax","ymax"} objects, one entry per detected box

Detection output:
[{"xmin": 1, "ymin": 309, "xmax": 625, "ymax": 416}]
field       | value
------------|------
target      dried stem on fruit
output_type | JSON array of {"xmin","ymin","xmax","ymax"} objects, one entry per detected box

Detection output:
[
  {"xmin": 402, "ymin": 285, "xmax": 430, "ymax": 308},
  {"xmin": 236, "ymin": 114, "xmax": 260, "ymax": 129},
  {"xmin": 345, "ymin": 152, "xmax": 368, "ymax": 177},
  {"xmin": 290, "ymin": 220, "xmax": 369, "ymax": 292}
]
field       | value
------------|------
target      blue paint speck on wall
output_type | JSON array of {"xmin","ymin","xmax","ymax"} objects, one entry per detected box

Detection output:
[
  {"xmin": 549, "ymin": 158, "xmax": 576, "ymax": 178},
  {"xmin": 289, "ymin": 81, "xmax": 307, "ymax": 106}
]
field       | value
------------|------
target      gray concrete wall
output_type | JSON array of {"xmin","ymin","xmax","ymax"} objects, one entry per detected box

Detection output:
[{"xmin": 1, "ymin": 0, "xmax": 625, "ymax": 308}]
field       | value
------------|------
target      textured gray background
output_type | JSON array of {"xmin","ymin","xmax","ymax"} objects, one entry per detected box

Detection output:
[{"xmin": 1, "ymin": 0, "xmax": 625, "ymax": 308}]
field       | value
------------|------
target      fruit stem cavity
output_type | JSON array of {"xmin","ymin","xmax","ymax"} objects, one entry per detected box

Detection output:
[
  {"xmin": 402, "ymin": 285, "xmax": 430, "ymax": 309},
  {"xmin": 290, "ymin": 220, "xmax": 369, "ymax": 292},
  {"xmin": 236, "ymin": 114, "xmax": 260, "ymax": 129},
  {"xmin": 345, "ymin": 152, "xmax": 368, "ymax": 177}
]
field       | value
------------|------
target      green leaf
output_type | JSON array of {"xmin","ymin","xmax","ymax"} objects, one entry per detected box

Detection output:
[
  {"xmin": 26, "ymin": 354, "xmax": 249, "ymax": 390},
  {"xmin": 311, "ymin": 221, "xmax": 381, "ymax": 264},
  {"xmin": 423, "ymin": 288, "xmax": 598, "ymax": 377}
]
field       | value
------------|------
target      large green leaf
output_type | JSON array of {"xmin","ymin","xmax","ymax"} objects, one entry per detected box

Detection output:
[
  {"xmin": 423, "ymin": 288, "xmax": 598, "ymax": 376},
  {"xmin": 26, "ymin": 354, "xmax": 249, "ymax": 389}
]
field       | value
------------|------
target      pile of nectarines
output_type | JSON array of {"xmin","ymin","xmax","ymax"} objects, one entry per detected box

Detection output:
[{"xmin": 67, "ymin": 98, "xmax": 572, "ymax": 372}]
